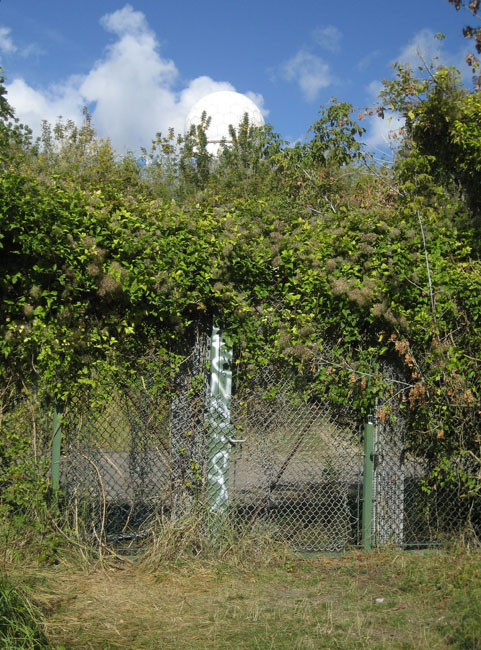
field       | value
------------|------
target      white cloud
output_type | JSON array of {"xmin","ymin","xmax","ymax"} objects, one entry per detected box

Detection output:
[
  {"xmin": 363, "ymin": 29, "xmax": 471, "ymax": 152},
  {"xmin": 367, "ymin": 79, "xmax": 383, "ymax": 100},
  {"xmin": 79, "ymin": 6, "xmax": 180, "ymax": 149},
  {"xmin": 281, "ymin": 50, "xmax": 332, "ymax": 102},
  {"xmin": 313, "ymin": 26, "xmax": 342, "ymax": 53},
  {"xmin": 0, "ymin": 26, "xmax": 43, "ymax": 60},
  {"xmin": 363, "ymin": 78, "xmax": 404, "ymax": 152},
  {"xmin": 396, "ymin": 28, "xmax": 445, "ymax": 69},
  {"xmin": 0, "ymin": 26, "xmax": 17, "ymax": 55},
  {"xmin": 395, "ymin": 28, "xmax": 470, "ymax": 80},
  {"xmin": 364, "ymin": 113, "xmax": 405, "ymax": 151},
  {"xmin": 357, "ymin": 50, "xmax": 381, "ymax": 72},
  {"xmin": 19, "ymin": 43, "xmax": 45, "ymax": 59},
  {"xmin": 5, "ymin": 77, "xmax": 84, "ymax": 135},
  {"xmin": 99, "ymin": 3, "xmax": 148, "ymax": 36},
  {"xmin": 3, "ymin": 5, "xmax": 266, "ymax": 152},
  {"xmin": 245, "ymin": 91, "xmax": 269, "ymax": 118}
]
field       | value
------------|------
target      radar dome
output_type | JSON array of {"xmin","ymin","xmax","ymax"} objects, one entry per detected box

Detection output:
[{"xmin": 185, "ymin": 91, "xmax": 265, "ymax": 155}]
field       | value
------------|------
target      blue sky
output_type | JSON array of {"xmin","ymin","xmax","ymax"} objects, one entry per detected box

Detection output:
[{"xmin": 0, "ymin": 1, "xmax": 474, "ymax": 155}]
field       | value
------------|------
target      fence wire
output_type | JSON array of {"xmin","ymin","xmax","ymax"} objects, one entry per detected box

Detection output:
[
  {"xmin": 227, "ymin": 364, "xmax": 363, "ymax": 552},
  {"xmin": 60, "ymin": 336, "xmax": 364, "ymax": 551},
  {"xmin": 371, "ymin": 384, "xmax": 480, "ymax": 548},
  {"xmin": 62, "ymin": 373, "xmax": 173, "ymax": 544},
  {"xmin": 56, "ymin": 336, "xmax": 481, "ymax": 551}
]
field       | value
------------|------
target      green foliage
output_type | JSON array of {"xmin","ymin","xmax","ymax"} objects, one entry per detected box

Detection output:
[
  {"xmin": 307, "ymin": 100, "xmax": 366, "ymax": 168},
  {"xmin": 32, "ymin": 112, "xmax": 145, "ymax": 201},
  {"xmin": 142, "ymin": 112, "xmax": 284, "ymax": 202},
  {"xmin": 382, "ymin": 65, "xmax": 481, "ymax": 222},
  {"xmin": 0, "ymin": 62, "xmax": 480, "ymax": 501},
  {"xmin": 373, "ymin": 61, "xmax": 481, "ymax": 489},
  {"xmin": 0, "ymin": 68, "xmax": 33, "ymax": 163},
  {"xmin": 0, "ymin": 384, "xmax": 59, "ymax": 564},
  {"xmin": 212, "ymin": 117, "xmax": 285, "ymax": 198}
]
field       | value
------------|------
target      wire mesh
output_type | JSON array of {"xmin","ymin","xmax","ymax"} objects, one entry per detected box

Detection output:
[
  {"xmin": 1, "ymin": 336, "xmax": 478, "ymax": 553},
  {"xmin": 227, "ymin": 364, "xmax": 363, "ymax": 552},
  {"xmin": 371, "ymin": 422, "xmax": 479, "ymax": 547},
  {"xmin": 60, "ymin": 324, "xmax": 212, "ymax": 545},
  {"xmin": 62, "ymin": 368, "xmax": 173, "ymax": 544},
  {"xmin": 60, "ymin": 340, "xmax": 365, "ymax": 551},
  {"xmin": 57, "ymin": 339, "xmax": 480, "ymax": 551},
  {"xmin": 371, "ymin": 363, "xmax": 481, "ymax": 548},
  {"xmin": 371, "ymin": 408, "xmax": 406, "ymax": 547}
]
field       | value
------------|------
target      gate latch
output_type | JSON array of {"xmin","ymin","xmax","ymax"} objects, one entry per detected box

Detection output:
[{"xmin": 226, "ymin": 435, "xmax": 247, "ymax": 446}]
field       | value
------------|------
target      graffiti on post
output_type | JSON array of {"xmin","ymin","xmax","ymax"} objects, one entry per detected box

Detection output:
[{"xmin": 207, "ymin": 326, "xmax": 233, "ymax": 513}]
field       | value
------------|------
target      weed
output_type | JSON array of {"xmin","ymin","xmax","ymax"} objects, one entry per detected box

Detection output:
[
  {"xmin": 445, "ymin": 556, "xmax": 481, "ymax": 649},
  {"xmin": 0, "ymin": 575, "xmax": 50, "ymax": 649},
  {"xmin": 137, "ymin": 512, "xmax": 290, "ymax": 570}
]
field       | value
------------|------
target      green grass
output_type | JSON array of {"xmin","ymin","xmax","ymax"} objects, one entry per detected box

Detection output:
[
  {"xmin": 0, "ymin": 575, "xmax": 51, "ymax": 649},
  {"xmin": 4, "ymin": 545, "xmax": 481, "ymax": 649}
]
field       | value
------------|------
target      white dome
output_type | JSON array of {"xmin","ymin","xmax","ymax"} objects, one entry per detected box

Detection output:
[{"xmin": 185, "ymin": 91, "xmax": 265, "ymax": 155}]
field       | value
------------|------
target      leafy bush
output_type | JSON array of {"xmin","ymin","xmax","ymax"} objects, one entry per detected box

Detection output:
[{"xmin": 0, "ymin": 59, "xmax": 480, "ymax": 506}]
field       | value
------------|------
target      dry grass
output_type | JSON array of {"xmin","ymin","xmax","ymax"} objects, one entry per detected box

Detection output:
[
  {"xmin": 135, "ymin": 515, "xmax": 290, "ymax": 569},
  {"xmin": 4, "ymin": 545, "xmax": 481, "ymax": 649}
]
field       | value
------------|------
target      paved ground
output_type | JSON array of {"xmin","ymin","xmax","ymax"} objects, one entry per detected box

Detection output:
[{"xmin": 62, "ymin": 443, "xmax": 363, "ymax": 502}]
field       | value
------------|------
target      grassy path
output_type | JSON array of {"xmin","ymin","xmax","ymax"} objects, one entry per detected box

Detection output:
[{"xmin": 5, "ymin": 548, "xmax": 481, "ymax": 649}]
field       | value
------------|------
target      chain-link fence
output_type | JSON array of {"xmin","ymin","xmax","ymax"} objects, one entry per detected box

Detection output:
[
  {"xmin": 1, "ymin": 331, "xmax": 478, "ymax": 552},
  {"xmin": 61, "ymin": 367, "xmax": 174, "ymax": 544},
  {"xmin": 59, "ymin": 331, "xmax": 364, "ymax": 551},
  {"xmin": 370, "ymin": 412, "xmax": 480, "ymax": 548},
  {"xmin": 55, "ymin": 332, "xmax": 480, "ymax": 551},
  {"xmin": 227, "ymin": 365, "xmax": 363, "ymax": 552}
]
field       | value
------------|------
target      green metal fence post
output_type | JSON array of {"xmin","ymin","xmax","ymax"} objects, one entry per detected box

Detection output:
[
  {"xmin": 51, "ymin": 402, "xmax": 63, "ymax": 493},
  {"xmin": 362, "ymin": 415, "xmax": 374, "ymax": 551}
]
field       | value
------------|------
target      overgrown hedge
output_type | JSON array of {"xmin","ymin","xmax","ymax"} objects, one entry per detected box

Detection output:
[{"xmin": 0, "ymin": 63, "xmax": 480, "ymax": 510}]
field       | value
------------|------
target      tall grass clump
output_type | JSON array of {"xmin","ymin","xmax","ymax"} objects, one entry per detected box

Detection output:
[
  {"xmin": 0, "ymin": 576, "xmax": 50, "ymax": 649},
  {"xmin": 137, "ymin": 512, "xmax": 290, "ymax": 571},
  {"xmin": 447, "ymin": 562, "xmax": 481, "ymax": 649}
]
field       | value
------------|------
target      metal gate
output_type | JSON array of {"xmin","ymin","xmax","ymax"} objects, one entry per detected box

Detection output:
[
  {"xmin": 59, "ymin": 331, "xmax": 364, "ymax": 551},
  {"xmin": 223, "ymin": 365, "xmax": 363, "ymax": 552}
]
